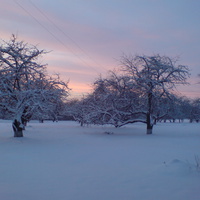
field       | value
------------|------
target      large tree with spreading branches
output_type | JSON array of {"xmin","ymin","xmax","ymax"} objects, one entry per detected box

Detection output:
[
  {"xmin": 77, "ymin": 54, "xmax": 190, "ymax": 134},
  {"xmin": 0, "ymin": 35, "xmax": 70, "ymax": 137}
]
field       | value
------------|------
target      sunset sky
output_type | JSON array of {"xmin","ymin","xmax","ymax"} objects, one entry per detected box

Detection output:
[{"xmin": 1, "ymin": 0, "xmax": 200, "ymax": 99}]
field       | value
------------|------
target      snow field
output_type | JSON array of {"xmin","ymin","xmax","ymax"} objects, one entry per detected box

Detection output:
[{"xmin": 0, "ymin": 120, "xmax": 199, "ymax": 200}]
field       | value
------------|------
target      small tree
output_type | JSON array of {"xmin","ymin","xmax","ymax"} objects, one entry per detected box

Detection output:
[
  {"xmin": 91, "ymin": 74, "xmax": 143, "ymax": 127},
  {"xmin": 0, "ymin": 35, "xmax": 69, "ymax": 137},
  {"xmin": 73, "ymin": 73, "xmax": 145, "ymax": 127}
]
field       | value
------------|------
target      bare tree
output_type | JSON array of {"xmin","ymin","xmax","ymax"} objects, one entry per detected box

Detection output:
[
  {"xmin": 73, "ymin": 73, "xmax": 144, "ymax": 127},
  {"xmin": 0, "ymin": 35, "xmax": 69, "ymax": 137},
  {"xmin": 120, "ymin": 54, "xmax": 190, "ymax": 134},
  {"xmin": 74, "ymin": 55, "xmax": 190, "ymax": 134},
  {"xmin": 70, "ymin": 54, "xmax": 190, "ymax": 134},
  {"xmin": 189, "ymin": 98, "xmax": 200, "ymax": 122}
]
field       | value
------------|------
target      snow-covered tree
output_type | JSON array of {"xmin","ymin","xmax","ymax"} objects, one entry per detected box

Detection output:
[
  {"xmin": 189, "ymin": 98, "xmax": 200, "ymax": 122},
  {"xmin": 0, "ymin": 35, "xmax": 69, "ymax": 137},
  {"xmin": 72, "ymin": 73, "xmax": 145, "ymax": 127},
  {"xmin": 156, "ymin": 95, "xmax": 190, "ymax": 123},
  {"xmin": 91, "ymin": 74, "xmax": 144, "ymax": 127},
  {"xmin": 28, "ymin": 74, "xmax": 69, "ymax": 122},
  {"xmin": 78, "ymin": 54, "xmax": 190, "ymax": 134},
  {"xmin": 120, "ymin": 54, "xmax": 190, "ymax": 134}
]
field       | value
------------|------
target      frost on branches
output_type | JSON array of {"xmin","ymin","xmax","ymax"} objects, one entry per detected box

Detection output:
[
  {"xmin": 74, "ymin": 54, "xmax": 190, "ymax": 134},
  {"xmin": 0, "ymin": 35, "xmax": 70, "ymax": 137}
]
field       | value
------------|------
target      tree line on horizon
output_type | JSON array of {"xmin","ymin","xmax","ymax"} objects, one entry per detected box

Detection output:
[{"xmin": 0, "ymin": 36, "xmax": 199, "ymax": 137}]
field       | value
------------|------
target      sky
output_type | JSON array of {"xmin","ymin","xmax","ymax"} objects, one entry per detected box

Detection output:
[{"xmin": 1, "ymin": 0, "xmax": 200, "ymax": 99}]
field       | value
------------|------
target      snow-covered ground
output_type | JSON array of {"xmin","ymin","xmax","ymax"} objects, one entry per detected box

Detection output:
[{"xmin": 0, "ymin": 120, "xmax": 199, "ymax": 200}]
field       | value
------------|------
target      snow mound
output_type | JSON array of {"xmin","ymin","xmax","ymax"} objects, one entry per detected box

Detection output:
[
  {"xmin": 160, "ymin": 158, "xmax": 198, "ymax": 176},
  {"xmin": 170, "ymin": 158, "xmax": 184, "ymax": 164}
]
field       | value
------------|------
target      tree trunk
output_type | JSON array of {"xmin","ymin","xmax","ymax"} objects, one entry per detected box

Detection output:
[
  {"xmin": 39, "ymin": 119, "xmax": 44, "ymax": 123},
  {"xmin": 12, "ymin": 119, "xmax": 23, "ymax": 137},
  {"xmin": 146, "ymin": 112, "xmax": 153, "ymax": 134},
  {"xmin": 146, "ymin": 128, "xmax": 153, "ymax": 134},
  {"xmin": 21, "ymin": 117, "xmax": 26, "ymax": 130},
  {"xmin": 146, "ymin": 91, "xmax": 153, "ymax": 134}
]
